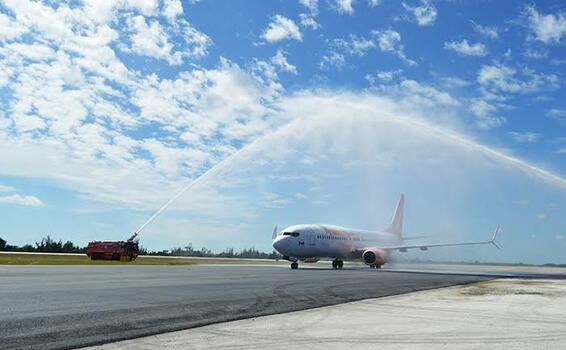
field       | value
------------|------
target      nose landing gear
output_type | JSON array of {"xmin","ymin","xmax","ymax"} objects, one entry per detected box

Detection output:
[
  {"xmin": 332, "ymin": 259, "xmax": 343, "ymax": 269},
  {"xmin": 290, "ymin": 262, "xmax": 299, "ymax": 269}
]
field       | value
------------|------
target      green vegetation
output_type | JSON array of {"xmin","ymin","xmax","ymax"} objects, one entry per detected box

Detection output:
[
  {"xmin": 0, "ymin": 235, "xmax": 283, "ymax": 265},
  {"xmin": 0, "ymin": 235, "xmax": 85, "ymax": 253},
  {"xmin": 0, "ymin": 252, "xmax": 286, "ymax": 266}
]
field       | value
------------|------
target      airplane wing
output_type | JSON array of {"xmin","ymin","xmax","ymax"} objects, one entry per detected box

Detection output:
[{"xmin": 377, "ymin": 225, "xmax": 501, "ymax": 252}]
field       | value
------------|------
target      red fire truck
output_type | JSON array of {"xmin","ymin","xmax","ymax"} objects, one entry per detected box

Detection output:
[{"xmin": 86, "ymin": 234, "xmax": 139, "ymax": 261}]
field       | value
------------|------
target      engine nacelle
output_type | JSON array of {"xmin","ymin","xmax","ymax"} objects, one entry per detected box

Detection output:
[
  {"xmin": 362, "ymin": 248, "xmax": 388, "ymax": 266},
  {"xmin": 301, "ymin": 257, "xmax": 320, "ymax": 263}
]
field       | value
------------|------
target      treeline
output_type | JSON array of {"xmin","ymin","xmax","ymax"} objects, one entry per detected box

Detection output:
[
  {"xmin": 0, "ymin": 236, "xmax": 280, "ymax": 259},
  {"xmin": 0, "ymin": 236, "xmax": 85, "ymax": 253},
  {"xmin": 142, "ymin": 243, "xmax": 281, "ymax": 259}
]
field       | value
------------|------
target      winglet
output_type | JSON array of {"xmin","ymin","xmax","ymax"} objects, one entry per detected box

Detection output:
[
  {"xmin": 490, "ymin": 224, "xmax": 502, "ymax": 250},
  {"xmin": 272, "ymin": 224, "xmax": 279, "ymax": 240}
]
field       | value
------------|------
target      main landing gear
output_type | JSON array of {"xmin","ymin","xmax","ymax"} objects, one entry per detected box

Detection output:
[
  {"xmin": 290, "ymin": 262, "xmax": 299, "ymax": 270},
  {"xmin": 332, "ymin": 259, "xmax": 343, "ymax": 269},
  {"xmin": 369, "ymin": 264, "xmax": 382, "ymax": 269}
]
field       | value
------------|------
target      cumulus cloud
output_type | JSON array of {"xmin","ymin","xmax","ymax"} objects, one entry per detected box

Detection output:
[
  {"xmin": 444, "ymin": 39, "xmax": 488, "ymax": 56},
  {"xmin": 0, "ymin": 194, "xmax": 44, "ymax": 207},
  {"xmin": 320, "ymin": 52, "xmax": 346, "ymax": 69},
  {"xmin": 524, "ymin": 5, "xmax": 566, "ymax": 44},
  {"xmin": 469, "ymin": 98, "xmax": 505, "ymax": 130},
  {"xmin": 477, "ymin": 64, "xmax": 559, "ymax": 94},
  {"xmin": 0, "ymin": 182, "xmax": 44, "ymax": 207},
  {"xmin": 372, "ymin": 29, "xmax": 417, "ymax": 66},
  {"xmin": 299, "ymin": 13, "xmax": 321, "ymax": 29},
  {"xmin": 368, "ymin": 0, "xmax": 381, "ymax": 7},
  {"xmin": 366, "ymin": 69, "xmax": 403, "ymax": 83},
  {"xmin": 472, "ymin": 22, "xmax": 498, "ymax": 39},
  {"xmin": 321, "ymin": 30, "xmax": 416, "ymax": 69},
  {"xmin": 403, "ymin": 0, "xmax": 437, "ymax": 26},
  {"xmin": 271, "ymin": 50, "xmax": 297, "ymax": 74},
  {"xmin": 299, "ymin": 0, "xmax": 318, "ymax": 14},
  {"xmin": 334, "ymin": 0, "xmax": 355, "ymax": 15},
  {"xmin": 334, "ymin": 35, "xmax": 376, "ymax": 56},
  {"xmin": 261, "ymin": 15, "xmax": 303, "ymax": 43}
]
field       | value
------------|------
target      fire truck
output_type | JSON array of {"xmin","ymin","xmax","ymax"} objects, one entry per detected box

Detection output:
[{"xmin": 86, "ymin": 233, "xmax": 140, "ymax": 261}]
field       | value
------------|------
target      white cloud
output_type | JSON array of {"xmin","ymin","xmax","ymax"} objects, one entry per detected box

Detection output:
[
  {"xmin": 469, "ymin": 98, "xmax": 506, "ymax": 130},
  {"xmin": 294, "ymin": 192, "xmax": 307, "ymax": 199},
  {"xmin": 0, "ymin": 194, "xmax": 44, "ymax": 207},
  {"xmin": 334, "ymin": 35, "xmax": 375, "ymax": 56},
  {"xmin": 444, "ymin": 40, "xmax": 488, "ymax": 56},
  {"xmin": 524, "ymin": 5, "xmax": 566, "ymax": 44},
  {"xmin": 271, "ymin": 50, "xmax": 297, "ymax": 74},
  {"xmin": 162, "ymin": 0, "xmax": 184, "ymax": 20},
  {"xmin": 368, "ymin": 0, "xmax": 381, "ymax": 7},
  {"xmin": 403, "ymin": 0, "xmax": 437, "ymax": 26},
  {"xmin": 0, "ymin": 184, "xmax": 16, "ymax": 192},
  {"xmin": 299, "ymin": 13, "xmax": 320, "ymax": 29},
  {"xmin": 124, "ymin": 14, "xmax": 210, "ymax": 65},
  {"xmin": 472, "ymin": 22, "xmax": 498, "ymax": 39},
  {"xmin": 126, "ymin": 15, "xmax": 181, "ymax": 64},
  {"xmin": 0, "ymin": 12, "xmax": 28, "ymax": 41},
  {"xmin": 372, "ymin": 29, "xmax": 417, "ymax": 66},
  {"xmin": 334, "ymin": 0, "xmax": 355, "ymax": 15},
  {"xmin": 262, "ymin": 15, "xmax": 302, "ymax": 43},
  {"xmin": 441, "ymin": 77, "xmax": 470, "ymax": 88},
  {"xmin": 508, "ymin": 131, "xmax": 540, "ymax": 143},
  {"xmin": 374, "ymin": 70, "xmax": 403, "ymax": 82},
  {"xmin": 477, "ymin": 64, "xmax": 559, "ymax": 94},
  {"xmin": 320, "ymin": 52, "xmax": 346, "ymax": 69},
  {"xmin": 299, "ymin": 0, "xmax": 318, "ymax": 14},
  {"xmin": 546, "ymin": 109, "xmax": 566, "ymax": 123}
]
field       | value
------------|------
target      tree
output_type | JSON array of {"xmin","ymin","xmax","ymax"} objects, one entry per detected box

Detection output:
[
  {"xmin": 35, "ymin": 235, "xmax": 63, "ymax": 253},
  {"xmin": 0, "ymin": 237, "xmax": 6, "ymax": 250},
  {"xmin": 63, "ymin": 241, "xmax": 75, "ymax": 252}
]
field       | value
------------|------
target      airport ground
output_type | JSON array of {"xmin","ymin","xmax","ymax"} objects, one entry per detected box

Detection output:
[
  {"xmin": 1, "ymin": 261, "xmax": 566, "ymax": 350},
  {"xmin": 89, "ymin": 278, "xmax": 566, "ymax": 350}
]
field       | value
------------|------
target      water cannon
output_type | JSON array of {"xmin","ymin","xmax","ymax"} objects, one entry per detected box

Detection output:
[{"xmin": 128, "ymin": 232, "xmax": 139, "ymax": 242}]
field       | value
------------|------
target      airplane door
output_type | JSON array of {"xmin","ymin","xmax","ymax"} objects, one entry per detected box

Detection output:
[{"xmin": 309, "ymin": 232, "xmax": 316, "ymax": 246}]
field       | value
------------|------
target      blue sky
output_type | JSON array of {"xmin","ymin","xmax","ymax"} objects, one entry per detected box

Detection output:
[{"xmin": 0, "ymin": 0, "xmax": 565, "ymax": 263}]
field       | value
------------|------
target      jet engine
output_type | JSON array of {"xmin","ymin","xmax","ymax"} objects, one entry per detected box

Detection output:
[{"xmin": 362, "ymin": 248, "xmax": 387, "ymax": 267}]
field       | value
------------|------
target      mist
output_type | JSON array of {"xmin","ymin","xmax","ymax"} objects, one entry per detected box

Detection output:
[{"xmin": 140, "ymin": 92, "xmax": 565, "ymax": 264}]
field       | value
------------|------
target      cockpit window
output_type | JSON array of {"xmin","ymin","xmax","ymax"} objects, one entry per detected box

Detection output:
[{"xmin": 282, "ymin": 232, "xmax": 300, "ymax": 237}]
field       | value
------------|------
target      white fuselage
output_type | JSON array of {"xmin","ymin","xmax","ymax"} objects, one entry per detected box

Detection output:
[{"xmin": 272, "ymin": 224, "xmax": 402, "ymax": 260}]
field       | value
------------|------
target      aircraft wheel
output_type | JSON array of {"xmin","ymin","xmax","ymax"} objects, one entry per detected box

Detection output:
[
  {"xmin": 332, "ymin": 259, "xmax": 338, "ymax": 269},
  {"xmin": 369, "ymin": 264, "xmax": 376, "ymax": 269},
  {"xmin": 291, "ymin": 262, "xmax": 298, "ymax": 270},
  {"xmin": 338, "ymin": 260, "xmax": 344, "ymax": 269}
]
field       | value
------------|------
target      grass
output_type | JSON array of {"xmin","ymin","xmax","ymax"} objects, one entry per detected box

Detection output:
[{"xmin": 0, "ymin": 252, "xmax": 283, "ymax": 266}]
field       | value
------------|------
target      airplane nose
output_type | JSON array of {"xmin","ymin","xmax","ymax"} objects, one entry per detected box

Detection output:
[{"xmin": 272, "ymin": 236, "xmax": 285, "ymax": 253}]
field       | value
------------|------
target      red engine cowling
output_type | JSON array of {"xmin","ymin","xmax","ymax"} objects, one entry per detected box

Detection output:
[{"xmin": 362, "ymin": 248, "xmax": 387, "ymax": 267}]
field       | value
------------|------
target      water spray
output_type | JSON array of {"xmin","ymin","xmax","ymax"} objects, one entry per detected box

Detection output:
[{"xmin": 129, "ymin": 146, "xmax": 249, "ymax": 240}]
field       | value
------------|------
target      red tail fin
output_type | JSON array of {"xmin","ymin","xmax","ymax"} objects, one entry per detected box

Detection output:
[{"xmin": 385, "ymin": 194, "xmax": 404, "ymax": 237}]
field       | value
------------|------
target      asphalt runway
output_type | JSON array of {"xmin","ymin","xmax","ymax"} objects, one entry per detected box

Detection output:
[{"xmin": 0, "ymin": 264, "xmax": 490, "ymax": 350}]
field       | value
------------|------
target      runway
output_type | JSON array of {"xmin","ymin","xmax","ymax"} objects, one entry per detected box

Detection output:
[{"xmin": 0, "ymin": 264, "xmax": 489, "ymax": 350}]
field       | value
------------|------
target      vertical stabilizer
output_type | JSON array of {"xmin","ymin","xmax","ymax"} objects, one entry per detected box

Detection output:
[{"xmin": 385, "ymin": 194, "xmax": 404, "ymax": 237}]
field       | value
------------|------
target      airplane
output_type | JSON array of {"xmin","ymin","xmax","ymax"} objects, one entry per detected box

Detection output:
[{"xmin": 272, "ymin": 194, "xmax": 501, "ymax": 270}]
